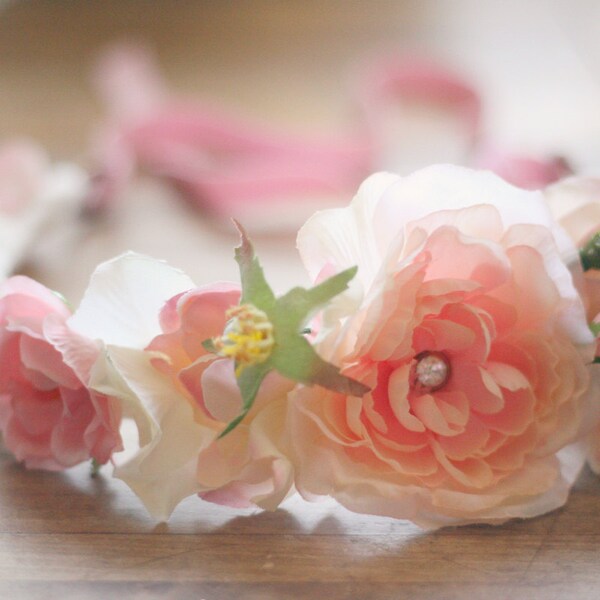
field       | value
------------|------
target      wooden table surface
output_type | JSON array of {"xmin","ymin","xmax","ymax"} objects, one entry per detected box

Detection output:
[{"xmin": 2, "ymin": 2, "xmax": 600, "ymax": 599}]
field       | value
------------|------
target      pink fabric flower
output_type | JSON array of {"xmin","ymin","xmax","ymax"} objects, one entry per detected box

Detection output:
[
  {"xmin": 68, "ymin": 253, "xmax": 294, "ymax": 519},
  {"xmin": 292, "ymin": 166, "xmax": 595, "ymax": 528},
  {"xmin": 0, "ymin": 276, "xmax": 121, "ymax": 470},
  {"xmin": 145, "ymin": 284, "xmax": 295, "ymax": 511}
]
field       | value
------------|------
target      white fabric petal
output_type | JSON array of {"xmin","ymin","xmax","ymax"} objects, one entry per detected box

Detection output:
[
  {"xmin": 69, "ymin": 253, "xmax": 194, "ymax": 349},
  {"xmin": 89, "ymin": 345, "xmax": 214, "ymax": 520},
  {"xmin": 297, "ymin": 172, "xmax": 400, "ymax": 287},
  {"xmin": 374, "ymin": 165, "xmax": 574, "ymax": 254},
  {"xmin": 544, "ymin": 176, "xmax": 600, "ymax": 243},
  {"xmin": 0, "ymin": 162, "xmax": 87, "ymax": 278},
  {"xmin": 298, "ymin": 166, "xmax": 578, "ymax": 294}
]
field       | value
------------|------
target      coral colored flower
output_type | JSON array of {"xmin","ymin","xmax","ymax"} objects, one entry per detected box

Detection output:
[
  {"xmin": 70, "ymin": 253, "xmax": 293, "ymax": 519},
  {"xmin": 0, "ymin": 276, "xmax": 121, "ymax": 470},
  {"xmin": 292, "ymin": 166, "xmax": 596, "ymax": 528}
]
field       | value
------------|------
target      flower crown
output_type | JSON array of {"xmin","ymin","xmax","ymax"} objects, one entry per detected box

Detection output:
[{"xmin": 2, "ymin": 161, "xmax": 600, "ymax": 529}]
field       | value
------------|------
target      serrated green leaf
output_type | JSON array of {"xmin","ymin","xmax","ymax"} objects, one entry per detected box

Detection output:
[
  {"xmin": 275, "ymin": 266, "xmax": 357, "ymax": 333},
  {"xmin": 590, "ymin": 322, "xmax": 600, "ymax": 337},
  {"xmin": 233, "ymin": 220, "xmax": 276, "ymax": 313},
  {"xmin": 218, "ymin": 361, "xmax": 271, "ymax": 438},
  {"xmin": 221, "ymin": 223, "xmax": 369, "ymax": 436},
  {"xmin": 270, "ymin": 335, "xmax": 369, "ymax": 397}
]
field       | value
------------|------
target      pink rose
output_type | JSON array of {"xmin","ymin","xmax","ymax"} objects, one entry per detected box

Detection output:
[
  {"xmin": 0, "ymin": 276, "xmax": 121, "ymax": 470},
  {"xmin": 292, "ymin": 166, "xmax": 596, "ymax": 528}
]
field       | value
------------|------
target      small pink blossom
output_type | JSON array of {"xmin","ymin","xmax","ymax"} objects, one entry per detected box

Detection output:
[
  {"xmin": 0, "ymin": 277, "xmax": 121, "ymax": 470},
  {"xmin": 145, "ymin": 284, "xmax": 294, "ymax": 512}
]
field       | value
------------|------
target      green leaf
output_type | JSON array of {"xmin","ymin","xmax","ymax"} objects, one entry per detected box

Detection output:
[
  {"xmin": 233, "ymin": 220, "xmax": 277, "ymax": 313},
  {"xmin": 275, "ymin": 266, "xmax": 357, "ymax": 333},
  {"xmin": 218, "ymin": 361, "xmax": 271, "ymax": 438},
  {"xmin": 218, "ymin": 224, "xmax": 369, "ymax": 437},
  {"xmin": 271, "ymin": 335, "xmax": 369, "ymax": 397},
  {"xmin": 580, "ymin": 233, "xmax": 600, "ymax": 271},
  {"xmin": 218, "ymin": 411, "xmax": 251, "ymax": 439}
]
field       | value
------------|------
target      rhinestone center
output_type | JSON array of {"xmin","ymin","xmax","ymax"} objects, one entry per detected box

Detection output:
[{"xmin": 414, "ymin": 352, "xmax": 450, "ymax": 391}]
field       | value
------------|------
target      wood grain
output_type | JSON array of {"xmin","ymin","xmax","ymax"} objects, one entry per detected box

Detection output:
[
  {"xmin": 2, "ymin": 1, "xmax": 600, "ymax": 598},
  {"xmin": 1, "ymin": 448, "xmax": 600, "ymax": 599}
]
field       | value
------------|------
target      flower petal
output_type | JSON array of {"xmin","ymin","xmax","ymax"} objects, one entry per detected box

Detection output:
[{"xmin": 69, "ymin": 253, "xmax": 194, "ymax": 348}]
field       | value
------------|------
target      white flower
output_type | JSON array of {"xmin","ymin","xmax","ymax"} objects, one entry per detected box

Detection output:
[{"xmin": 0, "ymin": 140, "xmax": 88, "ymax": 278}]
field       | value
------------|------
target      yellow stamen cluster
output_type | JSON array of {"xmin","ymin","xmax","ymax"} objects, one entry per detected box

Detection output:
[{"xmin": 214, "ymin": 304, "xmax": 275, "ymax": 376}]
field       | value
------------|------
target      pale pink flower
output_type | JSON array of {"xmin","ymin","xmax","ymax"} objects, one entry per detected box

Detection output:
[
  {"xmin": 69, "ymin": 253, "xmax": 293, "ymax": 519},
  {"xmin": 292, "ymin": 166, "xmax": 595, "ymax": 528},
  {"xmin": 146, "ymin": 286, "xmax": 294, "ymax": 511},
  {"xmin": 0, "ymin": 276, "xmax": 121, "ymax": 470}
]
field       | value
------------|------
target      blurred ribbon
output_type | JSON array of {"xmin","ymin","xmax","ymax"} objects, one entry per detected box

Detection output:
[{"xmin": 87, "ymin": 44, "xmax": 571, "ymax": 224}]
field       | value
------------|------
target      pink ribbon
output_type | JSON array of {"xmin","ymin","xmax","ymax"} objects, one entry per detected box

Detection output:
[{"xmin": 87, "ymin": 44, "xmax": 571, "ymax": 221}]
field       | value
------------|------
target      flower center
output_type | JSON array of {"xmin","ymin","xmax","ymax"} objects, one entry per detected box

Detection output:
[
  {"xmin": 413, "ymin": 351, "xmax": 450, "ymax": 391},
  {"xmin": 214, "ymin": 304, "xmax": 275, "ymax": 375}
]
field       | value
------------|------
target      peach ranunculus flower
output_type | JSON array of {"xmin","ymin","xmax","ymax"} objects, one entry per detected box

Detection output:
[
  {"xmin": 544, "ymin": 176, "xmax": 600, "ymax": 473},
  {"xmin": 291, "ymin": 165, "xmax": 596, "ymax": 528},
  {"xmin": 69, "ymin": 253, "xmax": 294, "ymax": 520},
  {"xmin": 0, "ymin": 276, "xmax": 121, "ymax": 470}
]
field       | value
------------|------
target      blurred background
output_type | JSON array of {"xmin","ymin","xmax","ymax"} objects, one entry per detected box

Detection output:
[{"xmin": 2, "ymin": 0, "xmax": 600, "ymax": 299}]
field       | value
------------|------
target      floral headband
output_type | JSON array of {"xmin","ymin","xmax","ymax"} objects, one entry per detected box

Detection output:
[{"xmin": 2, "ymin": 157, "xmax": 600, "ymax": 529}]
